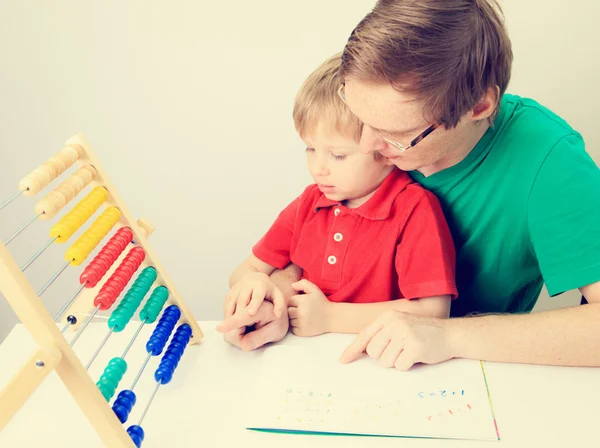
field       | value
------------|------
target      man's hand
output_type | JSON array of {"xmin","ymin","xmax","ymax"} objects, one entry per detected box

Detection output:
[
  {"xmin": 218, "ymin": 300, "xmax": 289, "ymax": 352},
  {"xmin": 288, "ymin": 279, "xmax": 333, "ymax": 337},
  {"xmin": 339, "ymin": 310, "xmax": 456, "ymax": 370}
]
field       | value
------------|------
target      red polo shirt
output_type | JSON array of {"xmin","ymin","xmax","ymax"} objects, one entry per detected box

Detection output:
[{"xmin": 252, "ymin": 169, "xmax": 458, "ymax": 303}]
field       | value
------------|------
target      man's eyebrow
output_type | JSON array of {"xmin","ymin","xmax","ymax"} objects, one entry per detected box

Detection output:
[{"xmin": 370, "ymin": 123, "xmax": 423, "ymax": 135}]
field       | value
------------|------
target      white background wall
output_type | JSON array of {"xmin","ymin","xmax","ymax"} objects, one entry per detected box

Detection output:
[{"xmin": 0, "ymin": 1, "xmax": 597, "ymax": 342}]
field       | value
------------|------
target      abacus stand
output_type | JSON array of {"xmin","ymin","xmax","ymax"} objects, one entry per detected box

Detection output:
[
  {"xmin": 60, "ymin": 133, "xmax": 202, "ymax": 337},
  {"xmin": 0, "ymin": 133, "xmax": 203, "ymax": 447}
]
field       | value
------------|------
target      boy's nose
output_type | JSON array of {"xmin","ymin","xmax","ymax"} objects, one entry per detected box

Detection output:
[
  {"xmin": 360, "ymin": 126, "xmax": 388, "ymax": 154},
  {"xmin": 312, "ymin": 156, "xmax": 330, "ymax": 176},
  {"xmin": 314, "ymin": 163, "xmax": 330, "ymax": 176}
]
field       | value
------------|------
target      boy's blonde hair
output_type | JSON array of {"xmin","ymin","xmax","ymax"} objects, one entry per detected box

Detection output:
[{"xmin": 294, "ymin": 53, "xmax": 381, "ymax": 160}]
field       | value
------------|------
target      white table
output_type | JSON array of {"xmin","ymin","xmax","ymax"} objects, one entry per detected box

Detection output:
[{"xmin": 0, "ymin": 321, "xmax": 598, "ymax": 447}]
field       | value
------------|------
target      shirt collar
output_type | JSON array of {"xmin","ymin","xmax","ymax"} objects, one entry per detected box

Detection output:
[{"xmin": 314, "ymin": 169, "xmax": 413, "ymax": 220}]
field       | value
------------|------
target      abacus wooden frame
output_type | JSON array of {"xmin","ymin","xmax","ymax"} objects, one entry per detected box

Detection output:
[{"xmin": 0, "ymin": 133, "xmax": 203, "ymax": 447}]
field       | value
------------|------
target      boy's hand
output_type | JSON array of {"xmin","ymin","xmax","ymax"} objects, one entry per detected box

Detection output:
[
  {"xmin": 224, "ymin": 272, "xmax": 286, "ymax": 318},
  {"xmin": 219, "ymin": 301, "xmax": 289, "ymax": 351},
  {"xmin": 288, "ymin": 279, "xmax": 332, "ymax": 337}
]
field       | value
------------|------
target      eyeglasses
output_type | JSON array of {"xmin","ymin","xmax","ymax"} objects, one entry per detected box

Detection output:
[{"xmin": 337, "ymin": 83, "xmax": 443, "ymax": 152}]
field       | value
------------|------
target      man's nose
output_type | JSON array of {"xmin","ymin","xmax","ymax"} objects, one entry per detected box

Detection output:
[{"xmin": 359, "ymin": 126, "xmax": 388, "ymax": 154}]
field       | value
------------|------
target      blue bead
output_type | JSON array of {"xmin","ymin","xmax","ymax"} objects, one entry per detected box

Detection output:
[
  {"xmin": 165, "ymin": 305, "xmax": 181, "ymax": 317},
  {"xmin": 129, "ymin": 433, "xmax": 142, "ymax": 447},
  {"xmin": 155, "ymin": 367, "xmax": 173, "ymax": 384},
  {"xmin": 128, "ymin": 425, "xmax": 145, "ymax": 441},
  {"xmin": 119, "ymin": 389, "xmax": 137, "ymax": 406},
  {"xmin": 160, "ymin": 358, "xmax": 177, "ymax": 372},
  {"xmin": 165, "ymin": 346, "xmax": 182, "ymax": 358},
  {"xmin": 112, "ymin": 404, "xmax": 129, "ymax": 423}
]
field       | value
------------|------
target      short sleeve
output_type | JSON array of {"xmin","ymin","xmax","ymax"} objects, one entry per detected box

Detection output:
[
  {"xmin": 528, "ymin": 133, "xmax": 600, "ymax": 296},
  {"xmin": 252, "ymin": 195, "xmax": 301, "ymax": 269},
  {"xmin": 395, "ymin": 190, "xmax": 458, "ymax": 300}
]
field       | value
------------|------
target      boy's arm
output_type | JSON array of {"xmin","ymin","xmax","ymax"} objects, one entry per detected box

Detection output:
[
  {"xmin": 226, "ymin": 190, "xmax": 304, "ymax": 315},
  {"xmin": 326, "ymin": 295, "xmax": 450, "ymax": 334}
]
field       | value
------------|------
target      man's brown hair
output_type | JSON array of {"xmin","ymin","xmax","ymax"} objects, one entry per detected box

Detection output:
[{"xmin": 340, "ymin": 0, "xmax": 513, "ymax": 127}]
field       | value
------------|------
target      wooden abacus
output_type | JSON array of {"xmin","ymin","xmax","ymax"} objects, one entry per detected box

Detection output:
[{"xmin": 0, "ymin": 133, "xmax": 203, "ymax": 447}]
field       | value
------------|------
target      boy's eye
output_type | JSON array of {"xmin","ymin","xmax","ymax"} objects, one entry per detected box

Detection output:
[
  {"xmin": 331, "ymin": 153, "xmax": 347, "ymax": 161},
  {"xmin": 305, "ymin": 147, "xmax": 315, "ymax": 152}
]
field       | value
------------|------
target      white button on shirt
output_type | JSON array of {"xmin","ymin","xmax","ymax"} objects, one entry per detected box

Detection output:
[
  {"xmin": 327, "ymin": 255, "xmax": 337, "ymax": 265},
  {"xmin": 334, "ymin": 208, "xmax": 340, "ymax": 216},
  {"xmin": 333, "ymin": 233, "xmax": 343, "ymax": 242}
]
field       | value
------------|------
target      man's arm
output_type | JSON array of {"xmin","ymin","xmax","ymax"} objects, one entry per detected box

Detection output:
[
  {"xmin": 228, "ymin": 254, "xmax": 276, "ymax": 288},
  {"xmin": 328, "ymin": 296, "xmax": 450, "ymax": 334},
  {"xmin": 447, "ymin": 281, "xmax": 600, "ymax": 366},
  {"xmin": 269, "ymin": 263, "xmax": 303, "ymax": 304},
  {"xmin": 341, "ymin": 281, "xmax": 600, "ymax": 369}
]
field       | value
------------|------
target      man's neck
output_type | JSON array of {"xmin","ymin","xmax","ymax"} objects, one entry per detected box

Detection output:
[{"xmin": 418, "ymin": 121, "xmax": 490, "ymax": 178}]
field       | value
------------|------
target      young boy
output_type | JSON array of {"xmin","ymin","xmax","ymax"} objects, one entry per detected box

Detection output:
[{"xmin": 219, "ymin": 53, "xmax": 458, "ymax": 339}]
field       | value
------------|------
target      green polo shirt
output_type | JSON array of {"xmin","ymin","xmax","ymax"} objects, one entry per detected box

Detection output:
[{"xmin": 411, "ymin": 94, "xmax": 600, "ymax": 316}]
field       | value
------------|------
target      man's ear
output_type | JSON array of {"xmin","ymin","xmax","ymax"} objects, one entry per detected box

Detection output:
[{"xmin": 470, "ymin": 86, "xmax": 500, "ymax": 121}]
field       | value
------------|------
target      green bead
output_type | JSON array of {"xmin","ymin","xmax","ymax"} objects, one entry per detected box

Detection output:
[
  {"xmin": 97, "ymin": 381, "xmax": 114, "ymax": 401},
  {"xmin": 140, "ymin": 286, "xmax": 169, "ymax": 323},
  {"xmin": 108, "ymin": 267, "xmax": 157, "ymax": 331},
  {"xmin": 109, "ymin": 357, "xmax": 127, "ymax": 374},
  {"xmin": 96, "ymin": 357, "xmax": 127, "ymax": 401}
]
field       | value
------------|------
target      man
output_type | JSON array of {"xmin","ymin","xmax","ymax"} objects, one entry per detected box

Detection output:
[{"xmin": 220, "ymin": 0, "xmax": 600, "ymax": 369}]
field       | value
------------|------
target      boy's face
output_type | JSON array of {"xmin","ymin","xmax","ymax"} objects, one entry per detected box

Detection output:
[{"xmin": 302, "ymin": 124, "xmax": 395, "ymax": 208}]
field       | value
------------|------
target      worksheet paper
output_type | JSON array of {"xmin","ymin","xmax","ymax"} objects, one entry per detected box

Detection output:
[{"xmin": 245, "ymin": 345, "xmax": 499, "ymax": 441}]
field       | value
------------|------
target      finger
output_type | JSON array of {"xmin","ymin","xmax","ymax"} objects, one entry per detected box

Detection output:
[
  {"xmin": 270, "ymin": 287, "xmax": 286, "ymax": 318},
  {"xmin": 394, "ymin": 349, "xmax": 417, "ymax": 371},
  {"xmin": 291, "ymin": 279, "xmax": 317, "ymax": 294},
  {"xmin": 223, "ymin": 326, "xmax": 245, "ymax": 349},
  {"xmin": 240, "ymin": 320, "xmax": 279, "ymax": 351},
  {"xmin": 216, "ymin": 312, "xmax": 258, "ymax": 333},
  {"xmin": 289, "ymin": 317, "xmax": 299, "ymax": 327},
  {"xmin": 288, "ymin": 294, "xmax": 303, "ymax": 308},
  {"xmin": 366, "ymin": 331, "xmax": 391, "ymax": 360},
  {"xmin": 223, "ymin": 289, "xmax": 239, "ymax": 317},
  {"xmin": 378, "ymin": 340, "xmax": 404, "ymax": 369},
  {"xmin": 339, "ymin": 320, "xmax": 385, "ymax": 364},
  {"xmin": 236, "ymin": 288, "xmax": 253, "ymax": 314},
  {"xmin": 288, "ymin": 306, "xmax": 298, "ymax": 319},
  {"xmin": 247, "ymin": 284, "xmax": 266, "ymax": 315}
]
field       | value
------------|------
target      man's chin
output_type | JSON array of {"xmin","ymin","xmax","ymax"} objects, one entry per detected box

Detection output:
[{"xmin": 385, "ymin": 157, "xmax": 421, "ymax": 173}]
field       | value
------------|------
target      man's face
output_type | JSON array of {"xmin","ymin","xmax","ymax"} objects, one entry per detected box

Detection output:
[{"xmin": 342, "ymin": 78, "xmax": 461, "ymax": 174}]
